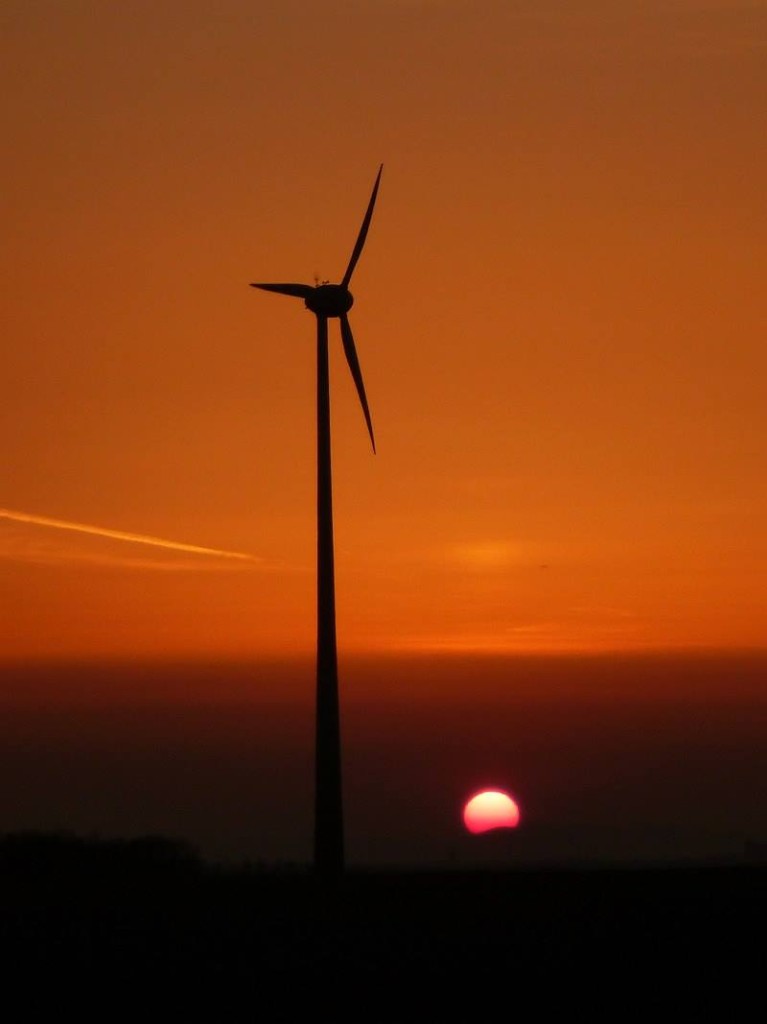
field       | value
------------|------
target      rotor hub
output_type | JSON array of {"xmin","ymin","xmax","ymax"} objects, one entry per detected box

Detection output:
[{"xmin": 305, "ymin": 284, "xmax": 353, "ymax": 318}]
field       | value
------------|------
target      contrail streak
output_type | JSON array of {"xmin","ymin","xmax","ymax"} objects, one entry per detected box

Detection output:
[{"xmin": 0, "ymin": 508, "xmax": 260, "ymax": 563}]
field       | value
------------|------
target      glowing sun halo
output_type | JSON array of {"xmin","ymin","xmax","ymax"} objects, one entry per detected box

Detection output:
[{"xmin": 463, "ymin": 790, "xmax": 521, "ymax": 834}]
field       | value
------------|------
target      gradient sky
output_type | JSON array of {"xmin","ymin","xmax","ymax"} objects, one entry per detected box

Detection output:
[
  {"xmin": 3, "ymin": 0, "xmax": 765, "ymax": 660},
  {"xmin": 1, "ymin": 2, "xmax": 765, "ymax": 864}
]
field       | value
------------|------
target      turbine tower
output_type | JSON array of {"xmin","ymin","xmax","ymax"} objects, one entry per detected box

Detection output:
[{"xmin": 251, "ymin": 165, "xmax": 382, "ymax": 878}]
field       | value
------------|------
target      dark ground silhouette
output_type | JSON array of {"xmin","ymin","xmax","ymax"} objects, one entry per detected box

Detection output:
[{"xmin": 1, "ymin": 832, "xmax": 762, "ymax": 1017}]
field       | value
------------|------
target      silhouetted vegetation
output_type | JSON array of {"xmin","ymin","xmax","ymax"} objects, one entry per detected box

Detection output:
[{"xmin": 0, "ymin": 830, "xmax": 201, "ymax": 876}]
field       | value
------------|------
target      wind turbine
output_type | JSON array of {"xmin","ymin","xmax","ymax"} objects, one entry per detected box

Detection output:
[{"xmin": 251, "ymin": 165, "xmax": 382, "ymax": 878}]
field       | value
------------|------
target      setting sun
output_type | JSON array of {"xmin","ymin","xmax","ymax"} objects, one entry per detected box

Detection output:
[{"xmin": 463, "ymin": 791, "xmax": 521, "ymax": 835}]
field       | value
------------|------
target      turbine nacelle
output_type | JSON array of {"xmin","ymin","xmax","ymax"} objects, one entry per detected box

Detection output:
[{"xmin": 305, "ymin": 284, "xmax": 353, "ymax": 318}]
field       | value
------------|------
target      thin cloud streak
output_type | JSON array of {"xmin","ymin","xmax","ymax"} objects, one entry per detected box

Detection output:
[
  {"xmin": 0, "ymin": 509, "xmax": 262, "ymax": 564},
  {"xmin": 394, "ymin": 617, "xmax": 647, "ymax": 654}
]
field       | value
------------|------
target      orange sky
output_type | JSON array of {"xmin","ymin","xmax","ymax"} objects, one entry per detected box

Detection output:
[{"xmin": 2, "ymin": 0, "xmax": 766, "ymax": 660}]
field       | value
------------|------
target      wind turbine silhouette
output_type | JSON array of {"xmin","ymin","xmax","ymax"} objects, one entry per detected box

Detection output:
[{"xmin": 251, "ymin": 165, "xmax": 382, "ymax": 878}]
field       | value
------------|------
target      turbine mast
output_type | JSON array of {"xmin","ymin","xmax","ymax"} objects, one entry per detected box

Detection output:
[
  {"xmin": 314, "ymin": 313, "xmax": 344, "ymax": 877},
  {"xmin": 250, "ymin": 166, "xmax": 382, "ymax": 879}
]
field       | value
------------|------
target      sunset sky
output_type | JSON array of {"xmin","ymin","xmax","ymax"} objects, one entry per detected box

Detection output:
[{"xmin": 1, "ymin": 2, "xmax": 765, "ymax": 863}]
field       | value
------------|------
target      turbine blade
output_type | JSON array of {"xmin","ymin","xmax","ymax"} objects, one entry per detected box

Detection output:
[
  {"xmin": 340, "ymin": 314, "xmax": 376, "ymax": 453},
  {"xmin": 250, "ymin": 283, "xmax": 313, "ymax": 299},
  {"xmin": 341, "ymin": 164, "xmax": 383, "ymax": 289}
]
